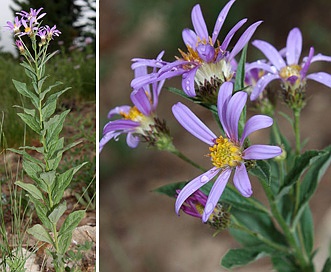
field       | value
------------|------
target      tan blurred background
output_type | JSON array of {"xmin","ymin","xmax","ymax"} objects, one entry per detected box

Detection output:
[{"xmin": 99, "ymin": 0, "xmax": 331, "ymax": 271}]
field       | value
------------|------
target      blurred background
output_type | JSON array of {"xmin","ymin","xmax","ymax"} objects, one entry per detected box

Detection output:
[{"xmin": 100, "ymin": 0, "xmax": 331, "ymax": 271}]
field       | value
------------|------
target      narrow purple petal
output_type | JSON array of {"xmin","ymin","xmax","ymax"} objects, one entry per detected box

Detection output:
[
  {"xmin": 246, "ymin": 61, "xmax": 275, "ymax": 74},
  {"xmin": 152, "ymin": 79, "xmax": 165, "ymax": 110},
  {"xmin": 103, "ymin": 120, "xmax": 139, "ymax": 135},
  {"xmin": 225, "ymin": 91, "xmax": 247, "ymax": 142},
  {"xmin": 301, "ymin": 47, "xmax": 314, "ymax": 79},
  {"xmin": 228, "ymin": 21, "xmax": 263, "ymax": 61},
  {"xmin": 172, "ymin": 102, "xmax": 217, "ymax": 145},
  {"xmin": 182, "ymin": 67, "xmax": 199, "ymax": 97},
  {"xmin": 99, "ymin": 132, "xmax": 117, "ymax": 153},
  {"xmin": 134, "ymin": 65, "xmax": 151, "ymax": 96},
  {"xmin": 306, "ymin": 72, "xmax": 331, "ymax": 88},
  {"xmin": 286, "ymin": 28, "xmax": 302, "ymax": 65},
  {"xmin": 191, "ymin": 4, "xmax": 209, "ymax": 41},
  {"xmin": 309, "ymin": 53, "xmax": 331, "ymax": 63},
  {"xmin": 217, "ymin": 82, "xmax": 233, "ymax": 137},
  {"xmin": 240, "ymin": 115, "xmax": 273, "ymax": 145},
  {"xmin": 131, "ymin": 73, "xmax": 159, "ymax": 90},
  {"xmin": 202, "ymin": 168, "xmax": 231, "ymax": 222},
  {"xmin": 233, "ymin": 164, "xmax": 252, "ymax": 197},
  {"xmin": 243, "ymin": 144, "xmax": 282, "ymax": 160},
  {"xmin": 175, "ymin": 167, "xmax": 220, "ymax": 215},
  {"xmin": 211, "ymin": 0, "xmax": 236, "ymax": 44},
  {"xmin": 182, "ymin": 28, "xmax": 198, "ymax": 49},
  {"xmin": 107, "ymin": 105, "xmax": 131, "ymax": 118},
  {"xmin": 126, "ymin": 132, "xmax": 140, "ymax": 148},
  {"xmin": 221, "ymin": 18, "xmax": 247, "ymax": 51},
  {"xmin": 130, "ymin": 88, "xmax": 152, "ymax": 116},
  {"xmin": 252, "ymin": 40, "xmax": 286, "ymax": 70},
  {"xmin": 250, "ymin": 73, "xmax": 280, "ymax": 101},
  {"xmin": 131, "ymin": 58, "xmax": 167, "ymax": 70}
]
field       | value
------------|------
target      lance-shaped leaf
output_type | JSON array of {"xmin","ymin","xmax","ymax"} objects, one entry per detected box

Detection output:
[
  {"xmin": 12, "ymin": 79, "xmax": 39, "ymax": 108},
  {"xmin": 27, "ymin": 224, "xmax": 54, "ymax": 246},
  {"xmin": 48, "ymin": 201, "xmax": 67, "ymax": 224},
  {"xmin": 15, "ymin": 181, "xmax": 44, "ymax": 200},
  {"xmin": 42, "ymin": 88, "xmax": 71, "ymax": 121},
  {"xmin": 17, "ymin": 112, "xmax": 40, "ymax": 134}
]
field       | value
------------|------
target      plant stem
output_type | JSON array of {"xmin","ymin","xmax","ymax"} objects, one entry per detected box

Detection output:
[{"xmin": 293, "ymin": 109, "xmax": 301, "ymax": 156}]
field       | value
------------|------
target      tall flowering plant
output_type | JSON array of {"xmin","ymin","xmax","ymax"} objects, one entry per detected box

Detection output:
[
  {"xmin": 7, "ymin": 8, "xmax": 86, "ymax": 271},
  {"xmin": 101, "ymin": 1, "xmax": 331, "ymax": 271}
]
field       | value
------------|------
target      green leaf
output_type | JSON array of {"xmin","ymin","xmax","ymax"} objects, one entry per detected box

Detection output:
[
  {"xmin": 52, "ymin": 162, "xmax": 88, "ymax": 204},
  {"xmin": 27, "ymin": 224, "xmax": 54, "ymax": 246},
  {"xmin": 22, "ymin": 157, "xmax": 47, "ymax": 191},
  {"xmin": 40, "ymin": 170, "xmax": 57, "ymax": 188},
  {"xmin": 299, "ymin": 205, "xmax": 314, "ymax": 254},
  {"xmin": 58, "ymin": 232, "xmax": 72, "ymax": 255},
  {"xmin": 234, "ymin": 44, "xmax": 247, "ymax": 92},
  {"xmin": 30, "ymin": 196, "xmax": 52, "ymax": 230},
  {"xmin": 221, "ymin": 246, "xmax": 267, "ymax": 269},
  {"xmin": 322, "ymin": 257, "xmax": 331, "ymax": 272},
  {"xmin": 42, "ymin": 88, "xmax": 70, "ymax": 121},
  {"xmin": 15, "ymin": 181, "xmax": 44, "ymax": 200},
  {"xmin": 59, "ymin": 210, "xmax": 85, "ymax": 237},
  {"xmin": 249, "ymin": 160, "xmax": 271, "ymax": 185},
  {"xmin": 277, "ymin": 150, "xmax": 321, "ymax": 199},
  {"xmin": 43, "ymin": 110, "xmax": 70, "ymax": 145},
  {"xmin": 12, "ymin": 79, "xmax": 39, "ymax": 108},
  {"xmin": 40, "ymin": 81, "xmax": 63, "ymax": 100},
  {"xmin": 17, "ymin": 112, "xmax": 40, "ymax": 134},
  {"xmin": 271, "ymin": 256, "xmax": 299, "ymax": 272},
  {"xmin": 48, "ymin": 201, "xmax": 67, "ymax": 224}
]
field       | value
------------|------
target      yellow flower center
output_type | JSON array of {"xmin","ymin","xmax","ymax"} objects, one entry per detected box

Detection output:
[
  {"xmin": 279, "ymin": 65, "xmax": 301, "ymax": 81},
  {"xmin": 25, "ymin": 27, "xmax": 31, "ymax": 33},
  {"xmin": 120, "ymin": 106, "xmax": 142, "ymax": 121},
  {"xmin": 209, "ymin": 136, "xmax": 242, "ymax": 168},
  {"xmin": 120, "ymin": 106, "xmax": 155, "ymax": 133}
]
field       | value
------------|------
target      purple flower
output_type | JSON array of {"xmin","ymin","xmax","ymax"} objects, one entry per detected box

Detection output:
[
  {"xmin": 15, "ymin": 40, "xmax": 25, "ymax": 54},
  {"xmin": 131, "ymin": 1, "xmax": 262, "ymax": 98},
  {"xmin": 172, "ymin": 82, "xmax": 282, "ymax": 222},
  {"xmin": 6, "ymin": 16, "xmax": 22, "ymax": 34},
  {"xmin": 44, "ymin": 25, "xmax": 61, "ymax": 40},
  {"xmin": 100, "ymin": 53, "xmax": 165, "ymax": 152},
  {"xmin": 249, "ymin": 27, "xmax": 331, "ymax": 101},
  {"xmin": 20, "ymin": 19, "xmax": 38, "ymax": 37},
  {"xmin": 17, "ymin": 7, "xmax": 46, "ymax": 24}
]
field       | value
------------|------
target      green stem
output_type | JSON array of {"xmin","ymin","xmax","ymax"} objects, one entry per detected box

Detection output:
[
  {"xmin": 169, "ymin": 146, "xmax": 206, "ymax": 172},
  {"xmin": 293, "ymin": 109, "xmax": 301, "ymax": 156},
  {"xmin": 231, "ymin": 216, "xmax": 290, "ymax": 254}
]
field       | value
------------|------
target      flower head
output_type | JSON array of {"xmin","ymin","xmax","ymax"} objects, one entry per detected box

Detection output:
[
  {"xmin": 249, "ymin": 27, "xmax": 331, "ymax": 103},
  {"xmin": 17, "ymin": 7, "xmax": 46, "ymax": 24},
  {"xmin": 172, "ymin": 82, "xmax": 282, "ymax": 222},
  {"xmin": 176, "ymin": 189, "xmax": 231, "ymax": 229},
  {"xmin": 6, "ymin": 16, "xmax": 22, "ymax": 34},
  {"xmin": 99, "ymin": 52, "xmax": 167, "ymax": 152},
  {"xmin": 132, "ymin": 1, "xmax": 262, "ymax": 101}
]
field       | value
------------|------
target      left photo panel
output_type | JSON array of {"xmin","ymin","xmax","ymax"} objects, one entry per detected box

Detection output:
[{"xmin": 0, "ymin": 1, "xmax": 96, "ymax": 271}]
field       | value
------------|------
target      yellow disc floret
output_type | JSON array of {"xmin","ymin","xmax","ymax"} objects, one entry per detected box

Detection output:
[
  {"xmin": 209, "ymin": 136, "xmax": 243, "ymax": 168},
  {"xmin": 279, "ymin": 65, "xmax": 301, "ymax": 81}
]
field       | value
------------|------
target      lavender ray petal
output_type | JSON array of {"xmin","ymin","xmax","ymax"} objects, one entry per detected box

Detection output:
[
  {"xmin": 182, "ymin": 67, "xmax": 199, "ymax": 97},
  {"xmin": 233, "ymin": 164, "xmax": 252, "ymax": 197},
  {"xmin": 250, "ymin": 73, "xmax": 280, "ymax": 101},
  {"xmin": 228, "ymin": 21, "xmax": 263, "ymax": 61},
  {"xmin": 152, "ymin": 79, "xmax": 165, "ymax": 110},
  {"xmin": 286, "ymin": 27, "xmax": 302, "ymax": 65},
  {"xmin": 175, "ymin": 168, "xmax": 220, "ymax": 215},
  {"xmin": 107, "ymin": 105, "xmax": 131, "ymax": 118},
  {"xmin": 221, "ymin": 18, "xmax": 247, "ymax": 51},
  {"xmin": 211, "ymin": 0, "xmax": 236, "ymax": 44},
  {"xmin": 306, "ymin": 72, "xmax": 331, "ymax": 88},
  {"xmin": 133, "ymin": 66, "xmax": 151, "ymax": 95},
  {"xmin": 246, "ymin": 61, "xmax": 275, "ymax": 74},
  {"xmin": 99, "ymin": 132, "xmax": 117, "ymax": 153},
  {"xmin": 131, "ymin": 58, "xmax": 167, "ymax": 70},
  {"xmin": 197, "ymin": 44, "xmax": 215, "ymax": 62},
  {"xmin": 131, "ymin": 73, "xmax": 159, "ymax": 89},
  {"xmin": 301, "ymin": 47, "xmax": 314, "ymax": 79},
  {"xmin": 126, "ymin": 132, "xmax": 140, "ymax": 148},
  {"xmin": 252, "ymin": 40, "xmax": 286, "ymax": 70},
  {"xmin": 130, "ymin": 88, "xmax": 152, "ymax": 116},
  {"xmin": 172, "ymin": 102, "xmax": 217, "ymax": 145},
  {"xmin": 191, "ymin": 4, "xmax": 209, "ymax": 41},
  {"xmin": 182, "ymin": 28, "xmax": 198, "ymax": 49},
  {"xmin": 225, "ymin": 91, "xmax": 247, "ymax": 142},
  {"xmin": 217, "ymin": 82, "xmax": 233, "ymax": 137},
  {"xmin": 309, "ymin": 53, "xmax": 331, "ymax": 63},
  {"xmin": 103, "ymin": 119, "xmax": 139, "ymax": 135},
  {"xmin": 240, "ymin": 115, "xmax": 273, "ymax": 145},
  {"xmin": 202, "ymin": 168, "xmax": 231, "ymax": 222},
  {"xmin": 243, "ymin": 144, "xmax": 282, "ymax": 160}
]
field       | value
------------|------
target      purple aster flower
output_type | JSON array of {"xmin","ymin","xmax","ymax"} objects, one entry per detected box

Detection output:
[
  {"xmin": 15, "ymin": 40, "xmax": 25, "ymax": 54},
  {"xmin": 131, "ymin": 1, "xmax": 262, "ymax": 99},
  {"xmin": 100, "ymin": 52, "xmax": 165, "ymax": 152},
  {"xmin": 20, "ymin": 19, "xmax": 38, "ymax": 37},
  {"xmin": 17, "ymin": 7, "xmax": 46, "ymax": 24},
  {"xmin": 44, "ymin": 25, "xmax": 61, "ymax": 40},
  {"xmin": 249, "ymin": 27, "xmax": 331, "ymax": 101},
  {"xmin": 6, "ymin": 16, "xmax": 22, "ymax": 34},
  {"xmin": 172, "ymin": 82, "xmax": 282, "ymax": 222}
]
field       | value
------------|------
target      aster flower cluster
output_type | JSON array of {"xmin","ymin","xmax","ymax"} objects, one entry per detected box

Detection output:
[
  {"xmin": 6, "ymin": 7, "xmax": 61, "ymax": 53},
  {"xmin": 103, "ymin": 1, "xmax": 331, "ymax": 270}
]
